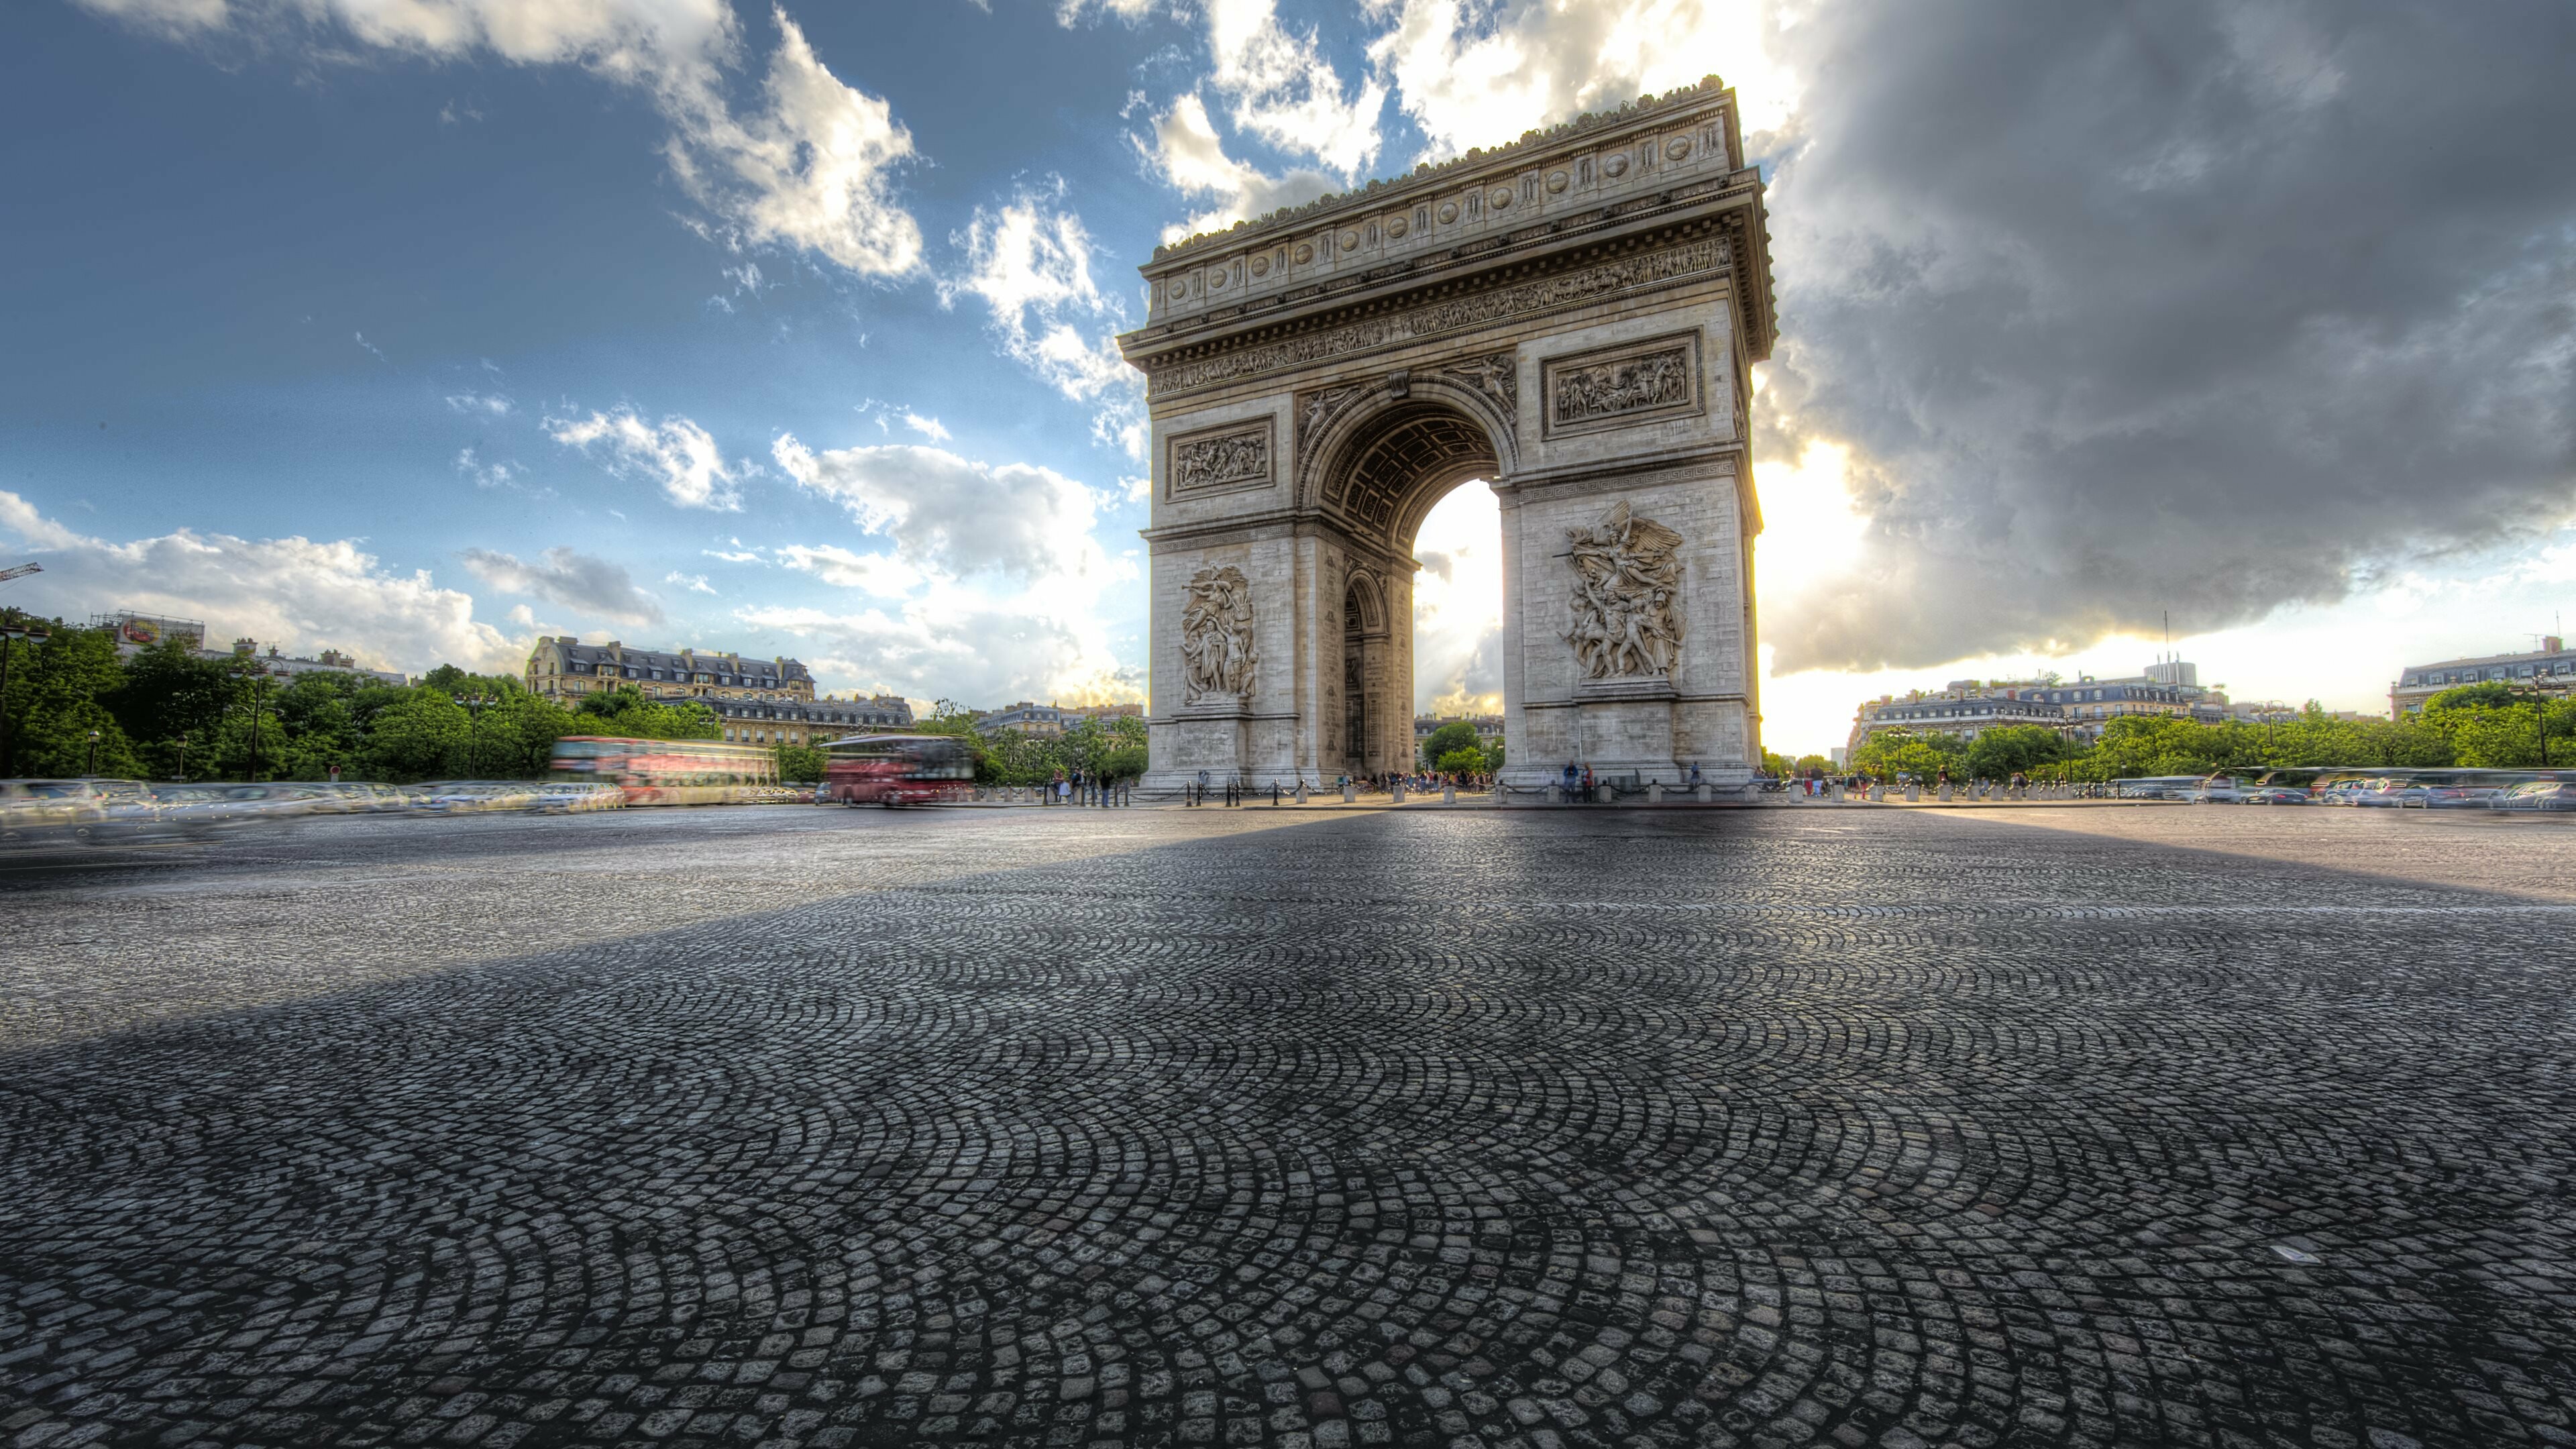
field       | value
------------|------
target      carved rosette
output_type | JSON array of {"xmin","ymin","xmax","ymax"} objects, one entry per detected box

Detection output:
[
  {"xmin": 1180, "ymin": 565, "xmax": 1258, "ymax": 706},
  {"xmin": 1562, "ymin": 500, "xmax": 1684, "ymax": 680}
]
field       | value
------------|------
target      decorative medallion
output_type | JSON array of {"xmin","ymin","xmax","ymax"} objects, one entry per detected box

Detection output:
[
  {"xmin": 1293, "ymin": 241, "xmax": 1314, "ymax": 264},
  {"xmin": 1545, "ymin": 170, "xmax": 1570, "ymax": 194},
  {"xmin": 1207, "ymin": 268, "xmax": 1228, "ymax": 290},
  {"xmin": 1338, "ymin": 229, "xmax": 1360, "ymax": 250},
  {"xmin": 1250, "ymin": 254, "xmax": 1270, "ymax": 278},
  {"xmin": 1603, "ymin": 153, "xmax": 1629, "ymax": 178},
  {"xmin": 1386, "ymin": 216, "xmax": 1409, "ymax": 239},
  {"xmin": 1489, "ymin": 187, "xmax": 1513, "ymax": 209},
  {"xmin": 1438, "ymin": 201, "xmax": 1459, "ymax": 224},
  {"xmin": 1664, "ymin": 136, "xmax": 1692, "ymax": 161}
]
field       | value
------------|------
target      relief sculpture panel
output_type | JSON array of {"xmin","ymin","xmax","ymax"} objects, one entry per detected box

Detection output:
[
  {"xmin": 1167, "ymin": 420, "xmax": 1274, "ymax": 500},
  {"xmin": 1180, "ymin": 565, "xmax": 1258, "ymax": 705},
  {"xmin": 1563, "ymin": 501, "xmax": 1684, "ymax": 680},
  {"xmin": 1542, "ymin": 335, "xmax": 1701, "ymax": 437}
]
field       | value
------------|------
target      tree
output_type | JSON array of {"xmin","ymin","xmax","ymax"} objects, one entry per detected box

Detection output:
[
  {"xmin": 1759, "ymin": 748, "xmax": 1794, "ymax": 777},
  {"xmin": 1962, "ymin": 724, "xmax": 2073, "ymax": 780},
  {"xmin": 1849, "ymin": 729, "xmax": 1967, "ymax": 781},
  {"xmin": 576, "ymin": 686, "xmax": 720, "ymax": 741},
  {"xmin": 775, "ymin": 743, "xmax": 828, "ymax": 783},
  {"xmin": 1, "ymin": 626, "xmax": 142, "ymax": 778},
  {"xmin": 1420, "ymin": 721, "xmax": 1479, "ymax": 769},
  {"xmin": 1435, "ymin": 746, "xmax": 1487, "ymax": 775},
  {"xmin": 1793, "ymin": 754, "xmax": 1835, "ymax": 775}
]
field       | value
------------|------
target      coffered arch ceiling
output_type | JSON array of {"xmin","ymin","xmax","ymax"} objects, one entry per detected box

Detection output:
[{"xmin": 1319, "ymin": 402, "xmax": 1500, "ymax": 553}]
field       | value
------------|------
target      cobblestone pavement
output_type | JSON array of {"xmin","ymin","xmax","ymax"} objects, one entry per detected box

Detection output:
[{"xmin": 5, "ymin": 806, "xmax": 2574, "ymax": 1449}]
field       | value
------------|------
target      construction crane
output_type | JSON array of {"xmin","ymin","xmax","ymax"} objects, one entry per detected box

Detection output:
[{"xmin": 0, "ymin": 562, "xmax": 40, "ymax": 584}]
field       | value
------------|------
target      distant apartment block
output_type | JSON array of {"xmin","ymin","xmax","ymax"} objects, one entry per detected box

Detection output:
[{"xmin": 2392, "ymin": 638, "xmax": 2576, "ymax": 715}]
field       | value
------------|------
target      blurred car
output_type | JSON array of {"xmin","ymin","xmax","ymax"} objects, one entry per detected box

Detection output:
[
  {"xmin": 2491, "ymin": 780, "xmax": 2576, "ymax": 812},
  {"xmin": 415, "ymin": 781, "xmax": 541, "ymax": 814},
  {"xmin": 2192, "ymin": 776, "xmax": 2251, "ymax": 803},
  {"xmin": 530, "ymin": 781, "xmax": 622, "ymax": 813},
  {"xmin": 0, "ymin": 779, "xmax": 107, "ymax": 843},
  {"xmin": 2420, "ymin": 786, "xmax": 2502, "ymax": 810},
  {"xmin": 2352, "ymin": 782, "xmax": 2418, "ymax": 808},
  {"xmin": 2241, "ymin": 786, "xmax": 2310, "ymax": 804},
  {"xmin": 2315, "ymin": 778, "xmax": 2385, "ymax": 806}
]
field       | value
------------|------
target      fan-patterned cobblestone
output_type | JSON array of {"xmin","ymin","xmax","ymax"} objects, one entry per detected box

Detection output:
[{"xmin": 3, "ymin": 806, "xmax": 2573, "ymax": 1449}]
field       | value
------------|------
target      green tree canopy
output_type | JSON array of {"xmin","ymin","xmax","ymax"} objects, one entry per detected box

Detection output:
[{"xmin": 1420, "ymin": 720, "xmax": 1480, "ymax": 769}]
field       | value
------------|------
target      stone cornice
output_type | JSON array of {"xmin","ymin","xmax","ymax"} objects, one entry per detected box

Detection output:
[
  {"xmin": 1130, "ymin": 216, "xmax": 1770, "ymax": 402},
  {"xmin": 1146, "ymin": 76, "xmax": 1742, "ymax": 264}
]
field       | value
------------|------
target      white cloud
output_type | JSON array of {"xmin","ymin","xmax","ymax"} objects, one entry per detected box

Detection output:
[
  {"xmin": 740, "ymin": 598, "xmax": 1137, "ymax": 707},
  {"xmin": 754, "ymin": 434, "xmax": 1142, "ymax": 706},
  {"xmin": 943, "ymin": 188, "xmax": 1146, "ymax": 460},
  {"xmin": 76, "ymin": 0, "xmax": 922, "ymax": 280},
  {"xmin": 664, "ymin": 571, "xmax": 718, "ymax": 595},
  {"xmin": 900, "ymin": 411, "xmax": 950, "ymax": 441},
  {"xmin": 547, "ymin": 406, "xmax": 748, "ymax": 511},
  {"xmin": 461, "ymin": 545, "xmax": 665, "ymax": 626},
  {"xmin": 1205, "ymin": 0, "xmax": 1385, "ymax": 176},
  {"xmin": 1136, "ymin": 93, "xmax": 1338, "ymax": 242},
  {"xmin": 665, "ymin": 11, "xmax": 923, "ymax": 277},
  {"xmin": 704, "ymin": 544, "xmax": 766, "ymax": 564},
  {"xmin": 445, "ymin": 390, "xmax": 513, "ymax": 416},
  {"xmin": 453, "ymin": 447, "xmax": 522, "ymax": 489},
  {"xmin": 1363, "ymin": 0, "xmax": 1793, "ymax": 160},
  {"xmin": 771, "ymin": 433, "xmax": 1112, "ymax": 584},
  {"xmin": 0, "ymin": 488, "xmax": 521, "ymax": 675},
  {"xmin": 775, "ymin": 543, "xmax": 924, "ymax": 596}
]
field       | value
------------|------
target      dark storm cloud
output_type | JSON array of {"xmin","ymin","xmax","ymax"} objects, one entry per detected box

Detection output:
[{"xmin": 1756, "ymin": 0, "xmax": 2576, "ymax": 671}]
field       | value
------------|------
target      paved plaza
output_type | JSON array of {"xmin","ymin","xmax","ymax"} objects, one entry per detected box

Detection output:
[{"xmin": 4, "ymin": 805, "xmax": 2574, "ymax": 1449}]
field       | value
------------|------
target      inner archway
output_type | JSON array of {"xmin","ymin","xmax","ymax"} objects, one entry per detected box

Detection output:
[
  {"xmin": 1314, "ymin": 398, "xmax": 1501, "ymax": 782},
  {"xmin": 1410, "ymin": 481, "xmax": 1506, "ymax": 764}
]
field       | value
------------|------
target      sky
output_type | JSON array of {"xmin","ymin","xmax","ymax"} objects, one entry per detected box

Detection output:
[{"xmin": 4, "ymin": 0, "xmax": 2573, "ymax": 757}]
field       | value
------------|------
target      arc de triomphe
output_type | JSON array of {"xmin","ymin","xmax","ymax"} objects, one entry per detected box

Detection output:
[{"xmin": 1118, "ymin": 77, "xmax": 1776, "ymax": 795}]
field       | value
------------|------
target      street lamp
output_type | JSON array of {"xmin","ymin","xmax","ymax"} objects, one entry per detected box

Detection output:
[
  {"xmin": 453, "ymin": 693, "xmax": 497, "ymax": 777},
  {"xmin": 86, "ymin": 728, "xmax": 100, "ymax": 777},
  {"xmin": 0, "ymin": 619, "xmax": 51, "ymax": 777},
  {"xmin": 176, "ymin": 731, "xmax": 191, "ymax": 784}
]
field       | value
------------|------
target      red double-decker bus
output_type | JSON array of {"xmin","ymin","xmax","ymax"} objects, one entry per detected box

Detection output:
[
  {"xmin": 820, "ymin": 734, "xmax": 974, "ymax": 806},
  {"xmin": 550, "ymin": 736, "xmax": 776, "ymax": 806}
]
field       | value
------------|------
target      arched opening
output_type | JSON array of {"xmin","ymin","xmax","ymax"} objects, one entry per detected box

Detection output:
[
  {"xmin": 1411, "ymin": 482, "xmax": 1505, "ymax": 772},
  {"xmin": 1310, "ymin": 397, "xmax": 1505, "ymax": 782}
]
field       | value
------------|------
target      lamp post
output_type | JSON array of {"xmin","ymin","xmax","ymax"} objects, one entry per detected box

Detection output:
[
  {"xmin": 176, "ymin": 731, "xmax": 190, "ymax": 784},
  {"xmin": 86, "ymin": 728, "xmax": 100, "ymax": 777},
  {"xmin": 453, "ymin": 693, "xmax": 496, "ymax": 777},
  {"xmin": 246, "ymin": 672, "xmax": 272, "ymax": 782},
  {"xmin": 0, "ymin": 619, "xmax": 50, "ymax": 777}
]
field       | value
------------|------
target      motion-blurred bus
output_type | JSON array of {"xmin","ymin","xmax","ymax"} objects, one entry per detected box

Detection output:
[
  {"xmin": 549, "ymin": 735, "xmax": 777, "ymax": 806},
  {"xmin": 820, "ymin": 734, "xmax": 975, "ymax": 806}
]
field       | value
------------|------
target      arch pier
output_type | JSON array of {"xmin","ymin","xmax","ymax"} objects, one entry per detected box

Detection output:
[{"xmin": 1120, "ymin": 77, "xmax": 1777, "ymax": 797}]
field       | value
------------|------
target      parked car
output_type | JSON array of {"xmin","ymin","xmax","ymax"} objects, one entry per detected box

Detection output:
[
  {"xmin": 2241, "ymin": 786, "xmax": 2310, "ymax": 804},
  {"xmin": 2420, "ymin": 786, "xmax": 2502, "ymax": 810},
  {"xmin": 2491, "ymin": 780, "xmax": 2576, "ymax": 812}
]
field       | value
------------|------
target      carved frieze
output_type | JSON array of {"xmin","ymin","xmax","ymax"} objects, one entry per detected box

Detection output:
[
  {"xmin": 1146, "ymin": 236, "xmax": 1727, "ymax": 396},
  {"xmin": 1563, "ymin": 500, "xmax": 1684, "ymax": 680},
  {"xmin": 1166, "ymin": 419, "xmax": 1275, "ymax": 500},
  {"xmin": 1542, "ymin": 333, "xmax": 1702, "ymax": 437},
  {"xmin": 1180, "ymin": 565, "xmax": 1258, "ymax": 706}
]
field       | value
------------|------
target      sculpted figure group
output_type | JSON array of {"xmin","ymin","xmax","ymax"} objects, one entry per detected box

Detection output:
[
  {"xmin": 1564, "ymin": 500, "xmax": 1684, "ymax": 680},
  {"xmin": 1180, "ymin": 565, "xmax": 1258, "ymax": 704}
]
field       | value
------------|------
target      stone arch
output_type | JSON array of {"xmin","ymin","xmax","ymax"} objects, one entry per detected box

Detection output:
[
  {"xmin": 1295, "ymin": 381, "xmax": 1513, "ymax": 551},
  {"xmin": 1124, "ymin": 77, "xmax": 1775, "ymax": 795}
]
